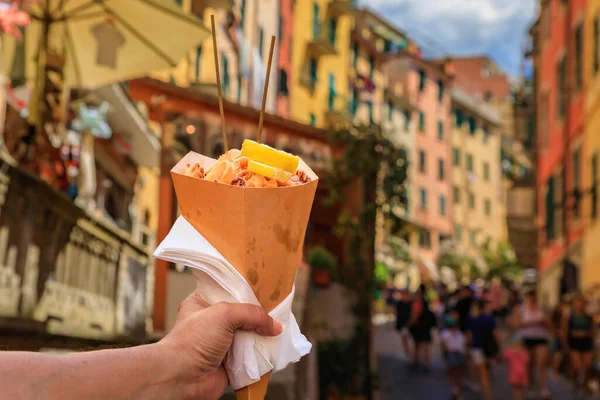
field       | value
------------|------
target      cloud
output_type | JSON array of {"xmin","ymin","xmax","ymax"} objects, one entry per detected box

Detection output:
[{"xmin": 360, "ymin": 0, "xmax": 538, "ymax": 75}]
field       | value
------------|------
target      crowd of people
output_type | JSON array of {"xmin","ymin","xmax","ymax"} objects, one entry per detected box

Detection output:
[{"xmin": 386, "ymin": 281, "xmax": 600, "ymax": 400}]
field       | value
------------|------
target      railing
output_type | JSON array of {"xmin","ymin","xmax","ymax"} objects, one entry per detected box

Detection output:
[{"xmin": 0, "ymin": 157, "xmax": 154, "ymax": 344}]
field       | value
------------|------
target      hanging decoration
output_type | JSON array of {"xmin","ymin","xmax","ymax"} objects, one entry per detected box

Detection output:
[
  {"xmin": 70, "ymin": 101, "xmax": 112, "ymax": 210},
  {"xmin": 0, "ymin": 0, "xmax": 31, "ymax": 41}
]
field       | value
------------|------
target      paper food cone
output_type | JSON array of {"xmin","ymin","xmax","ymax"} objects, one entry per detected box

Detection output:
[{"xmin": 171, "ymin": 151, "xmax": 318, "ymax": 399}]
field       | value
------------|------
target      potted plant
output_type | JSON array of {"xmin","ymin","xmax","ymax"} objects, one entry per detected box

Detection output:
[{"xmin": 307, "ymin": 246, "xmax": 337, "ymax": 287}]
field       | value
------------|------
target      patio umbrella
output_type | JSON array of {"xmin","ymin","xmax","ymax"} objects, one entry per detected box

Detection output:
[{"xmin": 11, "ymin": 0, "xmax": 210, "ymax": 89}]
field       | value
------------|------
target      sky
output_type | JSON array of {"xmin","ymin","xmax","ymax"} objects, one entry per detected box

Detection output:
[{"xmin": 362, "ymin": 0, "xmax": 538, "ymax": 77}]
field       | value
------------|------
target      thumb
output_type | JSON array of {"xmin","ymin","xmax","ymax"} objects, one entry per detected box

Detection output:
[{"xmin": 211, "ymin": 302, "xmax": 283, "ymax": 336}]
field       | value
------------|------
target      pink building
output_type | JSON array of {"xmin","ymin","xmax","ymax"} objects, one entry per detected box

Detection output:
[
  {"xmin": 276, "ymin": 0, "xmax": 293, "ymax": 117},
  {"xmin": 390, "ymin": 53, "xmax": 454, "ymax": 264}
]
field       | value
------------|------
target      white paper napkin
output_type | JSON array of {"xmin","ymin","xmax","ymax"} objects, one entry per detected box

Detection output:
[{"xmin": 154, "ymin": 216, "xmax": 312, "ymax": 390}]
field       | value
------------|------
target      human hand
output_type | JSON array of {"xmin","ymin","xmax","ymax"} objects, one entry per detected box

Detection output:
[{"xmin": 159, "ymin": 292, "xmax": 283, "ymax": 400}]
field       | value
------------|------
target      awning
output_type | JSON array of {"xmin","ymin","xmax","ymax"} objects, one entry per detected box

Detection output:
[{"xmin": 95, "ymin": 83, "xmax": 160, "ymax": 168}]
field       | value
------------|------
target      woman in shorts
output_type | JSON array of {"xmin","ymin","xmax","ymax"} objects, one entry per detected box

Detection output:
[
  {"xmin": 563, "ymin": 295, "xmax": 595, "ymax": 391},
  {"xmin": 513, "ymin": 290, "xmax": 551, "ymax": 399}
]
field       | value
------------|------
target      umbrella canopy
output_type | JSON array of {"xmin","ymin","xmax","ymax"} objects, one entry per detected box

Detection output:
[{"xmin": 3, "ymin": 0, "xmax": 209, "ymax": 89}]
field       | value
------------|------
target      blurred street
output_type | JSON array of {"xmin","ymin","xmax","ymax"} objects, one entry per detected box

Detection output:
[{"xmin": 374, "ymin": 319, "xmax": 573, "ymax": 400}]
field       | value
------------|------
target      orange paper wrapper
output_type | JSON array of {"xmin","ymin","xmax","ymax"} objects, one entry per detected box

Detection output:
[{"xmin": 171, "ymin": 151, "xmax": 318, "ymax": 399}]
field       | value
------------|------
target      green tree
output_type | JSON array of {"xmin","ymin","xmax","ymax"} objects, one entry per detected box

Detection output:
[{"xmin": 323, "ymin": 123, "xmax": 409, "ymax": 398}]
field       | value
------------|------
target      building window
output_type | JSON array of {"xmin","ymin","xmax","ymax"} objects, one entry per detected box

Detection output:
[
  {"xmin": 438, "ymin": 158, "xmax": 444, "ymax": 181},
  {"xmin": 329, "ymin": 18, "xmax": 337, "ymax": 45},
  {"xmin": 453, "ymin": 148, "xmax": 461, "ymax": 166},
  {"xmin": 278, "ymin": 15, "xmax": 284, "ymax": 42},
  {"xmin": 466, "ymin": 154, "xmax": 474, "ymax": 172},
  {"xmin": 575, "ymin": 24, "xmax": 583, "ymax": 89},
  {"xmin": 453, "ymin": 186, "xmax": 460, "ymax": 204},
  {"xmin": 419, "ymin": 69, "xmax": 426, "ymax": 92},
  {"xmin": 419, "ymin": 229, "xmax": 431, "ymax": 248},
  {"xmin": 309, "ymin": 113, "xmax": 316, "ymax": 126},
  {"xmin": 240, "ymin": 0, "xmax": 246, "ymax": 28},
  {"xmin": 455, "ymin": 225, "xmax": 463, "ymax": 241},
  {"xmin": 309, "ymin": 58, "xmax": 317, "ymax": 84},
  {"xmin": 420, "ymin": 187, "xmax": 427, "ymax": 209},
  {"xmin": 470, "ymin": 231, "xmax": 477, "ymax": 247},
  {"xmin": 350, "ymin": 88, "xmax": 358, "ymax": 116},
  {"xmin": 419, "ymin": 150, "xmax": 426, "ymax": 173},
  {"xmin": 367, "ymin": 101, "xmax": 373, "ymax": 123},
  {"xmin": 557, "ymin": 57, "xmax": 566, "ymax": 119},
  {"xmin": 278, "ymin": 69, "xmax": 289, "ymax": 95},
  {"xmin": 388, "ymin": 100, "xmax": 394, "ymax": 121},
  {"xmin": 593, "ymin": 153, "xmax": 598, "ymax": 220},
  {"xmin": 419, "ymin": 112, "xmax": 425, "ymax": 131},
  {"xmin": 237, "ymin": 75, "xmax": 242, "ymax": 103},
  {"xmin": 369, "ymin": 56, "xmax": 375, "ymax": 80},
  {"xmin": 468, "ymin": 116, "xmax": 477, "ymax": 134},
  {"xmin": 483, "ymin": 125, "xmax": 490, "ymax": 143},
  {"xmin": 222, "ymin": 53, "xmax": 230, "ymax": 95},
  {"xmin": 454, "ymin": 109, "xmax": 464, "ymax": 127},
  {"xmin": 437, "ymin": 120, "xmax": 444, "ymax": 140},
  {"xmin": 437, "ymin": 80, "xmax": 444, "ymax": 102},
  {"xmin": 259, "ymin": 27, "xmax": 264, "ymax": 57},
  {"xmin": 404, "ymin": 112, "xmax": 411, "ymax": 131},
  {"xmin": 595, "ymin": 15, "xmax": 599, "ymax": 75},
  {"xmin": 439, "ymin": 195, "xmax": 446, "ymax": 216},
  {"xmin": 328, "ymin": 73, "xmax": 336, "ymax": 110},
  {"xmin": 483, "ymin": 162, "xmax": 490, "ymax": 181},
  {"xmin": 195, "ymin": 46, "xmax": 202, "ymax": 81},
  {"xmin": 545, "ymin": 176, "xmax": 555, "ymax": 240},
  {"xmin": 353, "ymin": 40, "xmax": 359, "ymax": 67},
  {"xmin": 484, "ymin": 199, "xmax": 491, "ymax": 216},
  {"xmin": 468, "ymin": 192, "xmax": 475, "ymax": 209},
  {"xmin": 312, "ymin": 3, "xmax": 320, "ymax": 39},
  {"xmin": 573, "ymin": 148, "xmax": 581, "ymax": 218}
]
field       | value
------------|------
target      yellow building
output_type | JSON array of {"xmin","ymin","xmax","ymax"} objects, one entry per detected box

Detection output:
[
  {"xmin": 583, "ymin": 0, "xmax": 600, "ymax": 287},
  {"xmin": 151, "ymin": 0, "xmax": 280, "ymax": 112},
  {"xmin": 451, "ymin": 88, "xmax": 506, "ymax": 253},
  {"xmin": 290, "ymin": 0, "xmax": 354, "ymax": 127}
]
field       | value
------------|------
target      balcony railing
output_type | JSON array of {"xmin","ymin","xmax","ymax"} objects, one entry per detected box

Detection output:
[
  {"xmin": 328, "ymin": 0, "xmax": 356, "ymax": 17},
  {"xmin": 0, "ymin": 157, "xmax": 154, "ymax": 345},
  {"xmin": 324, "ymin": 94, "xmax": 352, "ymax": 127}
]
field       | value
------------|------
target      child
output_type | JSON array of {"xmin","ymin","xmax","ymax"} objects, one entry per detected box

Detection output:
[
  {"xmin": 440, "ymin": 314, "xmax": 467, "ymax": 399},
  {"xmin": 504, "ymin": 337, "xmax": 530, "ymax": 400}
]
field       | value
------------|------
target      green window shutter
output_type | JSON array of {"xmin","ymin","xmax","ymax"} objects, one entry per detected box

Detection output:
[{"xmin": 419, "ymin": 112, "xmax": 425, "ymax": 131}]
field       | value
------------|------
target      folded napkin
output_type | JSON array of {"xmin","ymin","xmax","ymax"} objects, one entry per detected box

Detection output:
[{"xmin": 154, "ymin": 216, "xmax": 312, "ymax": 390}]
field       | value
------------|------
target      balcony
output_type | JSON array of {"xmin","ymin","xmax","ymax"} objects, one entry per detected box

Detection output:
[
  {"xmin": 0, "ymin": 158, "xmax": 155, "ymax": 349},
  {"xmin": 328, "ymin": 0, "xmax": 356, "ymax": 17},
  {"xmin": 306, "ymin": 33, "xmax": 337, "ymax": 57},
  {"xmin": 385, "ymin": 88, "xmax": 416, "ymax": 112},
  {"xmin": 191, "ymin": 0, "xmax": 232, "ymax": 14},
  {"xmin": 299, "ymin": 72, "xmax": 318, "ymax": 92},
  {"xmin": 324, "ymin": 94, "xmax": 352, "ymax": 127}
]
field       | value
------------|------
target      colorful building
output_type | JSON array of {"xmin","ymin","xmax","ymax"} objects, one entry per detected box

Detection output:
[
  {"xmin": 276, "ymin": 0, "xmax": 294, "ymax": 117},
  {"xmin": 382, "ymin": 53, "xmax": 453, "ymax": 267},
  {"xmin": 290, "ymin": 0, "xmax": 355, "ymax": 127},
  {"xmin": 532, "ymin": 0, "xmax": 586, "ymax": 307},
  {"xmin": 583, "ymin": 0, "xmax": 600, "ymax": 288},
  {"xmin": 451, "ymin": 88, "xmax": 504, "ymax": 253}
]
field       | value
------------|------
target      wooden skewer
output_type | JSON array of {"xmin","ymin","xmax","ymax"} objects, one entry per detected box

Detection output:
[
  {"xmin": 257, "ymin": 36, "xmax": 276, "ymax": 144},
  {"xmin": 211, "ymin": 15, "xmax": 228, "ymax": 152}
]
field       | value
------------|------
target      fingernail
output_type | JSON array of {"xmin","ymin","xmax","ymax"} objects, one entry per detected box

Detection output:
[{"xmin": 273, "ymin": 321, "xmax": 283, "ymax": 335}]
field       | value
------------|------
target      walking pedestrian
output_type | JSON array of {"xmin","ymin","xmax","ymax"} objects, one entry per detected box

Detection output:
[
  {"xmin": 408, "ymin": 285, "xmax": 436, "ymax": 372},
  {"xmin": 467, "ymin": 300, "xmax": 500, "ymax": 400},
  {"xmin": 563, "ymin": 294, "xmax": 595, "ymax": 393},
  {"xmin": 504, "ymin": 336, "xmax": 531, "ymax": 400},
  {"xmin": 513, "ymin": 289, "xmax": 551, "ymax": 399},
  {"xmin": 441, "ymin": 315, "xmax": 467, "ymax": 400},
  {"xmin": 550, "ymin": 296, "xmax": 570, "ymax": 382},
  {"xmin": 395, "ymin": 287, "xmax": 414, "ymax": 361}
]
